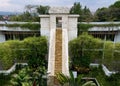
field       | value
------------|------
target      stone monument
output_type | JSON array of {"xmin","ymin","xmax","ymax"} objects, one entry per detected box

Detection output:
[{"xmin": 39, "ymin": 7, "xmax": 79, "ymax": 86}]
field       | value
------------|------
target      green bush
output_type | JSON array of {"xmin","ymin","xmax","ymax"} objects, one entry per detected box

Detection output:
[
  {"xmin": 5, "ymin": 23, "xmax": 40, "ymax": 30},
  {"xmin": 69, "ymin": 33, "xmax": 120, "ymax": 71},
  {"xmin": 0, "ymin": 42, "xmax": 13, "ymax": 69},
  {"xmin": 0, "ymin": 73, "xmax": 11, "ymax": 85},
  {"xmin": 23, "ymin": 36, "xmax": 48, "ymax": 69},
  {"xmin": 0, "ymin": 36, "xmax": 48, "ymax": 70},
  {"xmin": 69, "ymin": 33, "xmax": 103, "ymax": 67}
]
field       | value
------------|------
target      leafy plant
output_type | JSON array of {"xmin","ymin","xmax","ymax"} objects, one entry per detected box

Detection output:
[
  {"xmin": 56, "ymin": 71, "xmax": 97, "ymax": 86},
  {"xmin": 10, "ymin": 68, "xmax": 32, "ymax": 86}
]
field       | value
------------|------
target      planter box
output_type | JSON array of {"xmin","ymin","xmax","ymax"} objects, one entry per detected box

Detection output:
[
  {"xmin": 0, "ymin": 63, "xmax": 27, "ymax": 75},
  {"xmin": 82, "ymin": 77, "xmax": 100, "ymax": 86}
]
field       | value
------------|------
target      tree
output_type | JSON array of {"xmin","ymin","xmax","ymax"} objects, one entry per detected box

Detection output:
[
  {"xmin": 109, "ymin": 1, "xmax": 120, "ymax": 8},
  {"xmin": 70, "ymin": 2, "xmax": 82, "ymax": 14},
  {"xmin": 94, "ymin": 7, "xmax": 109, "ymax": 21},
  {"xmin": 36, "ymin": 5, "xmax": 49, "ymax": 14},
  {"xmin": 81, "ymin": 6, "xmax": 93, "ymax": 22},
  {"xmin": 70, "ymin": 2, "xmax": 93, "ymax": 22},
  {"xmin": 70, "ymin": 2, "xmax": 82, "ymax": 22},
  {"xmin": 25, "ymin": 5, "xmax": 37, "ymax": 13},
  {"xmin": 109, "ymin": 1, "xmax": 120, "ymax": 21},
  {"xmin": 94, "ymin": 1, "xmax": 120, "ymax": 21}
]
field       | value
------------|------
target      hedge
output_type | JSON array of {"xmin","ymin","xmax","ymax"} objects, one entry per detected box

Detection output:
[
  {"xmin": 0, "ymin": 36, "xmax": 47, "ymax": 70},
  {"xmin": 69, "ymin": 33, "xmax": 120, "ymax": 71}
]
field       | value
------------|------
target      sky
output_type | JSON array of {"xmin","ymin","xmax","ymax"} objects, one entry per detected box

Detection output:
[{"xmin": 0, "ymin": 0, "xmax": 117, "ymax": 12}]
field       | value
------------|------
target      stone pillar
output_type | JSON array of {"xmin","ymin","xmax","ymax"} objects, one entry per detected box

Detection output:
[
  {"xmin": 62, "ymin": 15, "xmax": 68, "ymax": 29},
  {"xmin": 50, "ymin": 15, "xmax": 56, "ymax": 29}
]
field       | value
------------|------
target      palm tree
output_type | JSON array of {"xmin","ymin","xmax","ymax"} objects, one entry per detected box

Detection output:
[{"xmin": 56, "ymin": 71, "xmax": 96, "ymax": 86}]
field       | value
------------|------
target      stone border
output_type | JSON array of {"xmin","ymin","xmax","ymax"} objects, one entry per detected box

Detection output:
[
  {"xmin": 0, "ymin": 63, "xmax": 27, "ymax": 75},
  {"xmin": 47, "ymin": 29, "xmax": 56, "ymax": 76},
  {"xmin": 62, "ymin": 29, "xmax": 69, "ymax": 76},
  {"xmin": 82, "ymin": 77, "xmax": 100, "ymax": 86},
  {"xmin": 0, "ymin": 63, "xmax": 116, "ymax": 76},
  {"xmin": 90, "ymin": 63, "xmax": 117, "ymax": 76},
  {"xmin": 102, "ymin": 64, "xmax": 116, "ymax": 76}
]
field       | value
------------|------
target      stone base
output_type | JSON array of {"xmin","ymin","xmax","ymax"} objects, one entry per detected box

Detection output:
[{"xmin": 47, "ymin": 76, "xmax": 61, "ymax": 86}]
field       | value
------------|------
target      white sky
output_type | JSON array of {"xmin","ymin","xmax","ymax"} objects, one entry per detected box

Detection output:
[{"xmin": 0, "ymin": 0, "xmax": 117, "ymax": 12}]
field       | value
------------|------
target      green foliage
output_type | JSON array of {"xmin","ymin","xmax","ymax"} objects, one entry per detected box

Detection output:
[
  {"xmin": 23, "ymin": 36, "xmax": 48, "ymax": 69},
  {"xmin": 83, "ymin": 66, "xmax": 120, "ymax": 86},
  {"xmin": 0, "ymin": 42, "xmax": 14, "ymax": 69},
  {"xmin": 69, "ymin": 33, "xmax": 103, "ymax": 70},
  {"xmin": 94, "ymin": 7, "xmax": 109, "ymax": 21},
  {"xmin": 69, "ymin": 33, "xmax": 120, "ymax": 72},
  {"xmin": 70, "ymin": 2, "xmax": 93, "ymax": 22},
  {"xmin": 95, "ymin": 1, "xmax": 120, "ymax": 21},
  {"xmin": 109, "ymin": 1, "xmax": 120, "ymax": 8},
  {"xmin": 4, "ymin": 23, "xmax": 40, "ymax": 30},
  {"xmin": 78, "ymin": 23, "xmax": 120, "ymax": 36},
  {"xmin": 56, "ymin": 71, "xmax": 96, "ymax": 86},
  {"xmin": 0, "ymin": 36, "xmax": 48, "ymax": 70},
  {"xmin": 103, "ymin": 41, "xmax": 113, "ymax": 66},
  {"xmin": 36, "ymin": 5, "xmax": 49, "ymax": 14},
  {"xmin": 70, "ymin": 2, "xmax": 82, "ymax": 14},
  {"xmin": 7, "ymin": 1, "xmax": 120, "ymax": 22},
  {"xmin": 10, "ymin": 11, "xmax": 39, "ymax": 22},
  {"xmin": 78, "ymin": 24, "xmax": 93, "ymax": 35},
  {"xmin": 10, "ymin": 66, "xmax": 47, "ymax": 86},
  {"xmin": 81, "ymin": 6, "xmax": 93, "ymax": 22},
  {"xmin": 10, "ymin": 68, "xmax": 31, "ymax": 86},
  {"xmin": 0, "ymin": 73, "xmax": 11, "ymax": 85},
  {"xmin": 56, "ymin": 71, "xmax": 82, "ymax": 86},
  {"xmin": 9, "ymin": 5, "xmax": 50, "ymax": 22},
  {"xmin": 105, "ymin": 73, "xmax": 120, "ymax": 86}
]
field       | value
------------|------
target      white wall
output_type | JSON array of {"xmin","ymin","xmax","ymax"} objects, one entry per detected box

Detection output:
[
  {"xmin": 40, "ymin": 17, "xmax": 50, "ymax": 39},
  {"xmin": 40, "ymin": 14, "xmax": 79, "ymax": 41},
  {"xmin": 114, "ymin": 32, "xmax": 120, "ymax": 42},
  {"xmin": 0, "ymin": 32, "xmax": 5, "ymax": 43},
  {"xmin": 62, "ymin": 15, "xmax": 68, "ymax": 29},
  {"xmin": 68, "ymin": 17, "xmax": 78, "ymax": 41},
  {"xmin": 50, "ymin": 15, "xmax": 56, "ymax": 29}
]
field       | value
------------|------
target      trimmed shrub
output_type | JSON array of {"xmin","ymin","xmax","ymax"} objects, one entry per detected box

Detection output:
[
  {"xmin": 0, "ymin": 36, "xmax": 48, "ymax": 70},
  {"xmin": 69, "ymin": 33, "xmax": 120, "ymax": 72}
]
